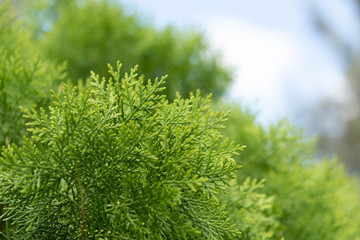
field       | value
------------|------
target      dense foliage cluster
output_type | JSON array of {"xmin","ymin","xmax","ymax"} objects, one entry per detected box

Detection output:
[
  {"xmin": 0, "ymin": 62, "xmax": 241, "ymax": 239},
  {"xmin": 221, "ymin": 178, "xmax": 282, "ymax": 240},
  {"xmin": 1, "ymin": 1, "xmax": 360, "ymax": 239}
]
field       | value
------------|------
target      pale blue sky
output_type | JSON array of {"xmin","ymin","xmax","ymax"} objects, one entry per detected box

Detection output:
[{"xmin": 121, "ymin": 0, "xmax": 359, "ymax": 127}]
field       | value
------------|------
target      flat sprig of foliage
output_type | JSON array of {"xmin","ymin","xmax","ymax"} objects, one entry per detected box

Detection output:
[{"xmin": 0, "ymin": 62, "xmax": 242, "ymax": 239}]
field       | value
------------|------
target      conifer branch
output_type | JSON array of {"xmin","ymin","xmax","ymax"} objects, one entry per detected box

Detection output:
[{"xmin": 0, "ymin": 62, "xmax": 241, "ymax": 239}]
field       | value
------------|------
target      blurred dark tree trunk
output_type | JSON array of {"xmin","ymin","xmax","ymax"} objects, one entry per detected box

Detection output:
[{"xmin": 307, "ymin": 1, "xmax": 360, "ymax": 172}]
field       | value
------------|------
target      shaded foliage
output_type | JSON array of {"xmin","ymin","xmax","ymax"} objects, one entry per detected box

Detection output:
[
  {"xmin": 0, "ymin": 2, "xmax": 66, "ymax": 148},
  {"xmin": 25, "ymin": 0, "xmax": 232, "ymax": 100}
]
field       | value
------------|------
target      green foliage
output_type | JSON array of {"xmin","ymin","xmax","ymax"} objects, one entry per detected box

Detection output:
[
  {"xmin": 3, "ymin": 1, "xmax": 360, "ymax": 239},
  {"xmin": 0, "ymin": 2, "xmax": 66, "ymax": 147},
  {"xmin": 221, "ymin": 178, "xmax": 283, "ymax": 240},
  {"xmin": 30, "ymin": 0, "xmax": 232, "ymax": 100},
  {"xmin": 223, "ymin": 105, "xmax": 360, "ymax": 240},
  {"xmin": 0, "ymin": 62, "xmax": 241, "ymax": 239},
  {"xmin": 276, "ymin": 160, "xmax": 360, "ymax": 240}
]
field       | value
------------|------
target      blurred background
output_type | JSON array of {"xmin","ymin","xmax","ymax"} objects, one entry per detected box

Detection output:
[
  {"xmin": 119, "ymin": 0, "xmax": 360, "ymax": 172},
  {"xmin": 10, "ymin": 0, "xmax": 360, "ymax": 172}
]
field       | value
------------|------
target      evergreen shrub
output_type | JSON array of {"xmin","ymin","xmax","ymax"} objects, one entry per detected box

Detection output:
[
  {"xmin": 0, "ymin": 62, "xmax": 242, "ymax": 239},
  {"xmin": 3, "ymin": 1, "xmax": 360, "ymax": 239},
  {"xmin": 221, "ymin": 178, "xmax": 283, "ymax": 240},
  {"xmin": 0, "ymin": 2, "xmax": 66, "ymax": 147},
  {"xmin": 31, "ymin": 0, "xmax": 232, "ymax": 100},
  {"xmin": 223, "ymin": 106, "xmax": 360, "ymax": 240}
]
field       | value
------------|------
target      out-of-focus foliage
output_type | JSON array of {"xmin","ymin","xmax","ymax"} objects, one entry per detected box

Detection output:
[
  {"xmin": 0, "ymin": 2, "xmax": 66, "ymax": 147},
  {"xmin": 221, "ymin": 178, "xmax": 283, "ymax": 240},
  {"xmin": 295, "ymin": 2, "xmax": 360, "ymax": 171},
  {"xmin": 222, "ymin": 105, "xmax": 360, "ymax": 240},
  {"xmin": 0, "ymin": 63, "xmax": 241, "ymax": 239},
  {"xmin": 23, "ymin": 0, "xmax": 232, "ymax": 100}
]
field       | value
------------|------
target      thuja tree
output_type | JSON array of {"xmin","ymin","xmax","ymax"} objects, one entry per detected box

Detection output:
[
  {"xmin": 221, "ymin": 178, "xmax": 283, "ymax": 240},
  {"xmin": 0, "ymin": 2, "xmax": 66, "ymax": 147},
  {"xmin": 23, "ymin": 0, "xmax": 232, "ymax": 100},
  {"xmin": 223, "ymin": 106, "xmax": 360, "ymax": 240},
  {"xmin": 0, "ymin": 62, "xmax": 241, "ymax": 239}
]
